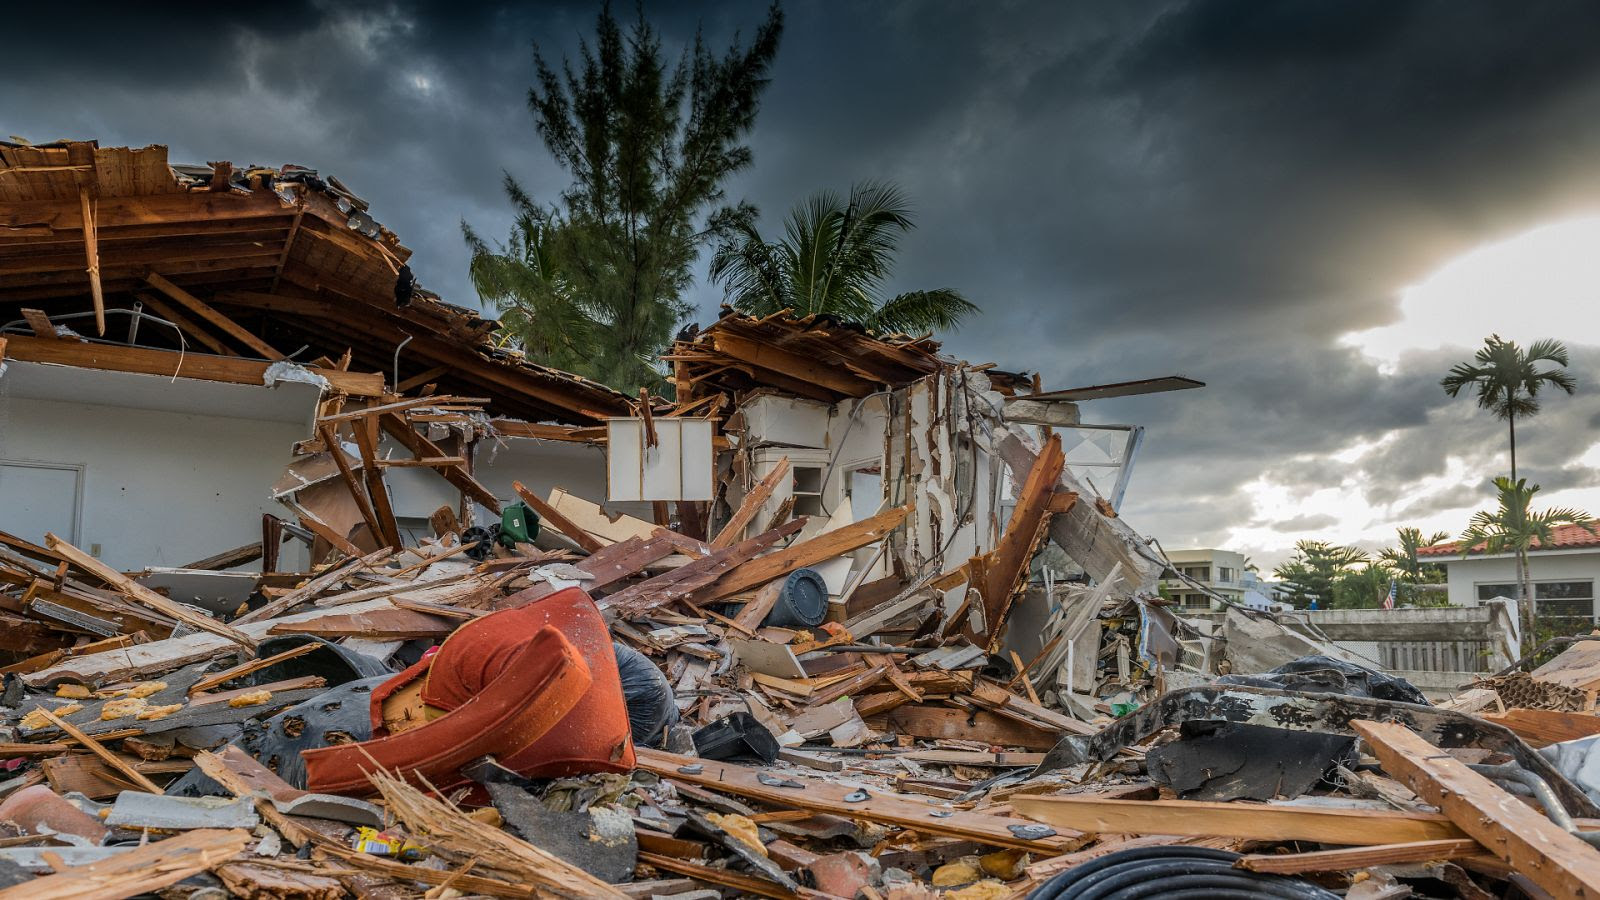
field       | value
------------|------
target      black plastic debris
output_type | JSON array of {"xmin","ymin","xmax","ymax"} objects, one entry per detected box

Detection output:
[
  {"xmin": 692, "ymin": 712, "xmax": 779, "ymax": 764},
  {"xmin": 614, "ymin": 641, "xmax": 679, "ymax": 747},
  {"xmin": 1217, "ymin": 654, "xmax": 1429, "ymax": 705},
  {"xmin": 1145, "ymin": 721, "xmax": 1357, "ymax": 802}
]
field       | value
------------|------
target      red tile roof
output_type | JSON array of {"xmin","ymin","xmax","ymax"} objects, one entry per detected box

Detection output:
[{"xmin": 1417, "ymin": 523, "xmax": 1600, "ymax": 558}]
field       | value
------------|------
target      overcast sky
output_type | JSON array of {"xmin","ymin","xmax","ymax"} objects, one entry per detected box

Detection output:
[{"xmin": 7, "ymin": 1, "xmax": 1600, "ymax": 570}]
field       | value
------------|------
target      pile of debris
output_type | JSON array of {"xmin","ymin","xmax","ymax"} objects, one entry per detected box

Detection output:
[
  {"xmin": 0, "ymin": 435, "xmax": 1598, "ymax": 899},
  {"xmin": 3, "ymin": 140, "xmax": 1600, "ymax": 898}
]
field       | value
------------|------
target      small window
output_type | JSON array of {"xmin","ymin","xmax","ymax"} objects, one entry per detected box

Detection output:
[
  {"xmin": 1216, "ymin": 567, "xmax": 1235, "ymax": 582},
  {"xmin": 1476, "ymin": 583, "xmax": 1520, "ymax": 601}
]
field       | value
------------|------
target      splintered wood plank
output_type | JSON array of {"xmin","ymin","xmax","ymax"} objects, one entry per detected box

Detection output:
[
  {"xmin": 233, "ymin": 548, "xmax": 393, "ymax": 625},
  {"xmin": 352, "ymin": 415, "xmax": 402, "ymax": 550},
  {"xmin": 637, "ymin": 852, "xmax": 796, "ymax": 900},
  {"xmin": 1008, "ymin": 796, "xmax": 1469, "ymax": 845},
  {"xmin": 79, "ymin": 186, "xmax": 104, "ymax": 336},
  {"xmin": 711, "ymin": 457, "xmax": 789, "ymax": 550},
  {"xmin": 0, "ymin": 827, "xmax": 250, "ymax": 900},
  {"xmin": 145, "ymin": 270, "xmax": 280, "ymax": 359},
  {"xmin": 690, "ymin": 504, "xmax": 911, "ymax": 604},
  {"xmin": 31, "ymin": 705, "xmax": 163, "ymax": 794},
  {"xmin": 976, "ymin": 433, "xmax": 1065, "ymax": 649},
  {"xmin": 1235, "ymin": 839, "xmax": 1487, "ymax": 874},
  {"xmin": 636, "ymin": 748, "xmax": 1083, "ymax": 854},
  {"xmin": 603, "ymin": 519, "xmax": 806, "ymax": 616},
  {"xmin": 21, "ymin": 308, "xmax": 59, "ymax": 339},
  {"xmin": 319, "ymin": 423, "xmax": 385, "ymax": 547},
  {"xmin": 1352, "ymin": 718, "xmax": 1600, "ymax": 899},
  {"xmin": 886, "ymin": 705, "xmax": 1059, "ymax": 750},
  {"xmin": 513, "ymin": 480, "xmax": 606, "ymax": 553},
  {"xmin": 45, "ymin": 533, "xmax": 255, "ymax": 650}
]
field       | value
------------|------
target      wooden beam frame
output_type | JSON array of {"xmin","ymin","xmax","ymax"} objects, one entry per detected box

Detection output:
[
  {"xmin": 319, "ymin": 423, "xmax": 386, "ymax": 547},
  {"xmin": 1, "ymin": 333, "xmax": 381, "ymax": 396},
  {"xmin": 378, "ymin": 412, "xmax": 501, "ymax": 513},
  {"xmin": 144, "ymin": 271, "xmax": 281, "ymax": 360},
  {"xmin": 131, "ymin": 291, "xmax": 235, "ymax": 356}
]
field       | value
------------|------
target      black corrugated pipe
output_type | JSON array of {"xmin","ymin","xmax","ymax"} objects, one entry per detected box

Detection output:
[{"xmin": 1027, "ymin": 847, "xmax": 1340, "ymax": 900}]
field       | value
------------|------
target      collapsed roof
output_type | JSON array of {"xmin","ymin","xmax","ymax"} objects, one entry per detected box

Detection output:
[{"xmin": 0, "ymin": 141, "xmax": 631, "ymax": 424}]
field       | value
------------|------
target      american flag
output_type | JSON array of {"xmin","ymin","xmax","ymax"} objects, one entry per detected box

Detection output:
[{"xmin": 1383, "ymin": 579, "xmax": 1397, "ymax": 610}]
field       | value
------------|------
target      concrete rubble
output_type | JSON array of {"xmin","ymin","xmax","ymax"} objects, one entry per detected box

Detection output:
[{"xmin": 0, "ymin": 140, "xmax": 1597, "ymax": 897}]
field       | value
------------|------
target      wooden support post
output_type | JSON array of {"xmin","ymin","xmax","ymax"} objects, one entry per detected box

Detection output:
[
  {"xmin": 1351, "ymin": 718, "xmax": 1600, "ymax": 899},
  {"xmin": 976, "ymin": 433, "xmax": 1065, "ymax": 650},
  {"xmin": 79, "ymin": 186, "xmax": 104, "ymax": 336},
  {"xmin": 352, "ymin": 415, "xmax": 403, "ymax": 550},
  {"xmin": 44, "ymin": 533, "xmax": 255, "ymax": 650},
  {"xmin": 144, "ymin": 271, "xmax": 281, "ymax": 360},
  {"xmin": 710, "ymin": 457, "xmax": 790, "ymax": 550}
]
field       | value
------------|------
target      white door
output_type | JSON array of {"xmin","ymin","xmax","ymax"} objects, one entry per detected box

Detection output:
[{"xmin": 0, "ymin": 461, "xmax": 83, "ymax": 545}]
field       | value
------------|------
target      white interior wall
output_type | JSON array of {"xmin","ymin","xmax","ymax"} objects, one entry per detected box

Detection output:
[
  {"xmin": 0, "ymin": 366, "xmax": 321, "ymax": 571},
  {"xmin": 472, "ymin": 436, "xmax": 655, "ymax": 525}
]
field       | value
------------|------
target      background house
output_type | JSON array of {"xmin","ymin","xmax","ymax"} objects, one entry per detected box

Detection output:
[
  {"xmin": 1159, "ymin": 548, "xmax": 1250, "ymax": 612},
  {"xmin": 1418, "ymin": 524, "xmax": 1600, "ymax": 625}
]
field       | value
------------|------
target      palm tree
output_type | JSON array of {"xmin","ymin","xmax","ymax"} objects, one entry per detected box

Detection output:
[
  {"xmin": 709, "ymin": 181, "xmax": 979, "ymax": 334},
  {"xmin": 1379, "ymin": 526, "xmax": 1450, "ymax": 583},
  {"xmin": 1441, "ymin": 335, "xmax": 1576, "ymax": 481},
  {"xmin": 1458, "ymin": 477, "xmax": 1595, "ymax": 644}
]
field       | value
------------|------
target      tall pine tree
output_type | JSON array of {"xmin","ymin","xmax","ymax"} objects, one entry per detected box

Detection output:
[{"xmin": 465, "ymin": 3, "xmax": 783, "ymax": 393}]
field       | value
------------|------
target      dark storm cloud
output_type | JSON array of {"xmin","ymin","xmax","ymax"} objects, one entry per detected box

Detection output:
[{"xmin": 6, "ymin": 0, "xmax": 1600, "ymax": 566}]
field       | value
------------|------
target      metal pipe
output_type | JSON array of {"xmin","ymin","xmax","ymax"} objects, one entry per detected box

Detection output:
[
  {"xmin": 1468, "ymin": 761, "xmax": 1600, "ymax": 848},
  {"xmin": 393, "ymin": 334, "xmax": 414, "ymax": 391}
]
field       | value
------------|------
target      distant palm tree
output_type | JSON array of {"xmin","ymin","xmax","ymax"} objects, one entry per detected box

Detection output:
[
  {"xmin": 1441, "ymin": 335, "xmax": 1576, "ymax": 482},
  {"xmin": 1379, "ymin": 526, "xmax": 1451, "ymax": 582},
  {"xmin": 709, "ymin": 181, "xmax": 979, "ymax": 334},
  {"xmin": 1458, "ymin": 477, "xmax": 1595, "ymax": 644}
]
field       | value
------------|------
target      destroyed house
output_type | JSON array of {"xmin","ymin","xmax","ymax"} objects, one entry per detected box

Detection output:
[{"xmin": 0, "ymin": 141, "xmax": 636, "ymax": 574}]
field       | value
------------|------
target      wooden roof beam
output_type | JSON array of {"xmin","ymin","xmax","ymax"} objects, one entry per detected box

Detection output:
[{"xmin": 144, "ymin": 271, "xmax": 281, "ymax": 360}]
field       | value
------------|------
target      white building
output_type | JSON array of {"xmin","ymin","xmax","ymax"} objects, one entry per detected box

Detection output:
[{"xmin": 1417, "ymin": 525, "xmax": 1600, "ymax": 623}]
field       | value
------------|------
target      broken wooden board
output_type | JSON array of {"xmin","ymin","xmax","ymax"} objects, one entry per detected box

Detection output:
[
  {"xmin": 997, "ymin": 432, "xmax": 1163, "ymax": 591},
  {"xmin": 25, "ymin": 598, "xmax": 408, "ymax": 687},
  {"xmin": 0, "ymin": 828, "xmax": 250, "ymax": 900},
  {"xmin": 45, "ymin": 533, "xmax": 255, "ymax": 650},
  {"xmin": 885, "ymin": 706, "xmax": 1060, "ymax": 751},
  {"xmin": 1234, "ymin": 838, "xmax": 1488, "ymax": 874},
  {"xmin": 1009, "ymin": 796, "xmax": 1480, "ymax": 845},
  {"xmin": 1352, "ymin": 717, "xmax": 1600, "ymax": 899},
  {"xmin": 1483, "ymin": 707, "xmax": 1600, "ymax": 748},
  {"xmin": 267, "ymin": 607, "xmax": 454, "ymax": 641},
  {"xmin": 637, "ymin": 748, "xmax": 1083, "ymax": 854},
  {"xmin": 710, "ymin": 457, "xmax": 789, "ymax": 551},
  {"xmin": 974, "ymin": 433, "xmax": 1065, "ymax": 649},
  {"xmin": 513, "ymin": 481, "xmax": 606, "ymax": 553},
  {"xmin": 688, "ymin": 505, "xmax": 911, "ymax": 605}
]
